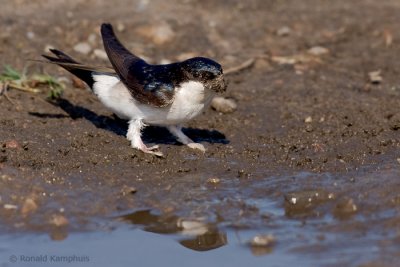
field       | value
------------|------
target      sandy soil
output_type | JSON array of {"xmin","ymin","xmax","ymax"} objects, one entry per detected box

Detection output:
[{"xmin": 1, "ymin": 0, "xmax": 400, "ymax": 265}]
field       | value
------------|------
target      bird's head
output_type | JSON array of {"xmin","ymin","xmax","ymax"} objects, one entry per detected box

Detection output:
[{"xmin": 180, "ymin": 57, "xmax": 227, "ymax": 93}]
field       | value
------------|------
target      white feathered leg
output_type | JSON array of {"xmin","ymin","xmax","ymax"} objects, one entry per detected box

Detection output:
[{"xmin": 127, "ymin": 119, "xmax": 163, "ymax": 156}]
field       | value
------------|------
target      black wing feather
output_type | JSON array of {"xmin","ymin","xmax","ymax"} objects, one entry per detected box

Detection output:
[{"xmin": 100, "ymin": 23, "xmax": 175, "ymax": 107}]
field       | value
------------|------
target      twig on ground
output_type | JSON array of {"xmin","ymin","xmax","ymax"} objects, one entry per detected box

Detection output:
[
  {"xmin": 7, "ymin": 82, "xmax": 41, "ymax": 93},
  {"xmin": 224, "ymin": 58, "xmax": 256, "ymax": 75}
]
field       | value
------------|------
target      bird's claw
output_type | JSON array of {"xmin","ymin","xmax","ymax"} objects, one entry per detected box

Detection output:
[
  {"xmin": 187, "ymin": 142, "xmax": 206, "ymax": 152},
  {"xmin": 148, "ymin": 145, "xmax": 160, "ymax": 151},
  {"xmin": 140, "ymin": 147, "xmax": 163, "ymax": 157},
  {"xmin": 132, "ymin": 142, "xmax": 163, "ymax": 157},
  {"xmin": 146, "ymin": 150, "xmax": 164, "ymax": 157}
]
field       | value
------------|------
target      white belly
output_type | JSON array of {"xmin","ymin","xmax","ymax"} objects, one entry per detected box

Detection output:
[{"xmin": 93, "ymin": 75, "xmax": 214, "ymax": 125}]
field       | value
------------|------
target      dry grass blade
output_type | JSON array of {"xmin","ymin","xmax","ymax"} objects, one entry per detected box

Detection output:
[
  {"xmin": 8, "ymin": 82, "xmax": 41, "ymax": 93},
  {"xmin": 0, "ymin": 82, "xmax": 16, "ymax": 105},
  {"xmin": 224, "ymin": 58, "xmax": 256, "ymax": 75}
]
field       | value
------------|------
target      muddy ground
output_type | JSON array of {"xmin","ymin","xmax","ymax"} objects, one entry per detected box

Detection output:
[{"xmin": 1, "ymin": 0, "xmax": 400, "ymax": 266}]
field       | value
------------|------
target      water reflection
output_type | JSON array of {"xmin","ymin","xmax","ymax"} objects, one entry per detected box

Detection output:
[{"xmin": 120, "ymin": 210, "xmax": 227, "ymax": 251}]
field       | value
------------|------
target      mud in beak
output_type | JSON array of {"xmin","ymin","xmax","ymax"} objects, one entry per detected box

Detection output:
[{"xmin": 213, "ymin": 75, "xmax": 227, "ymax": 93}]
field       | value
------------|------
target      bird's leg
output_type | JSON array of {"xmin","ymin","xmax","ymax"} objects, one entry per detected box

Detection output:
[
  {"xmin": 167, "ymin": 125, "xmax": 205, "ymax": 152},
  {"xmin": 127, "ymin": 119, "xmax": 163, "ymax": 156}
]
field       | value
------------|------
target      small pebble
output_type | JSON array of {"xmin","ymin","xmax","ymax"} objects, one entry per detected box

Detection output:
[
  {"xmin": 207, "ymin": 177, "xmax": 220, "ymax": 184},
  {"xmin": 93, "ymin": 49, "xmax": 108, "ymax": 60},
  {"xmin": 159, "ymin": 59, "xmax": 172, "ymax": 65},
  {"xmin": 368, "ymin": 70, "xmax": 383, "ymax": 84},
  {"xmin": 308, "ymin": 46, "xmax": 329, "ymax": 56},
  {"xmin": 26, "ymin": 31, "xmax": 35, "ymax": 40},
  {"xmin": 73, "ymin": 42, "xmax": 92, "ymax": 55},
  {"xmin": 211, "ymin": 97, "xmax": 237, "ymax": 113},
  {"xmin": 305, "ymin": 116, "xmax": 313, "ymax": 123},
  {"xmin": 121, "ymin": 185, "xmax": 137, "ymax": 196},
  {"xmin": 50, "ymin": 214, "xmax": 69, "ymax": 227},
  {"xmin": 21, "ymin": 198, "xmax": 38, "ymax": 216},
  {"xmin": 87, "ymin": 33, "xmax": 97, "ymax": 45},
  {"xmin": 4, "ymin": 204, "xmax": 18, "ymax": 210},
  {"xmin": 178, "ymin": 219, "xmax": 208, "ymax": 236},
  {"xmin": 135, "ymin": 23, "xmax": 175, "ymax": 45},
  {"xmin": 5, "ymin": 140, "xmax": 19, "ymax": 149},
  {"xmin": 177, "ymin": 52, "xmax": 197, "ymax": 61},
  {"xmin": 117, "ymin": 22, "xmax": 126, "ymax": 32},
  {"xmin": 276, "ymin": 26, "xmax": 291, "ymax": 36},
  {"xmin": 249, "ymin": 234, "xmax": 276, "ymax": 247},
  {"xmin": 333, "ymin": 198, "xmax": 357, "ymax": 219},
  {"xmin": 71, "ymin": 76, "xmax": 86, "ymax": 89}
]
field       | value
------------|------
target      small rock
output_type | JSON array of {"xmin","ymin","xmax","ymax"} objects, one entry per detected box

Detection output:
[
  {"xmin": 71, "ymin": 77, "xmax": 86, "ymax": 89},
  {"xmin": 50, "ymin": 214, "xmax": 69, "ymax": 227},
  {"xmin": 1, "ymin": 174, "xmax": 12, "ymax": 181},
  {"xmin": 276, "ymin": 26, "xmax": 291, "ymax": 36},
  {"xmin": 26, "ymin": 31, "xmax": 35, "ymax": 40},
  {"xmin": 121, "ymin": 185, "xmax": 137, "ymax": 196},
  {"xmin": 177, "ymin": 52, "xmax": 197, "ymax": 61},
  {"xmin": 308, "ymin": 46, "xmax": 329, "ymax": 56},
  {"xmin": 211, "ymin": 97, "xmax": 237, "ymax": 113},
  {"xmin": 136, "ymin": 0, "xmax": 150, "ymax": 11},
  {"xmin": 4, "ymin": 204, "xmax": 18, "ymax": 210},
  {"xmin": 397, "ymin": 158, "xmax": 400, "ymax": 164},
  {"xmin": 333, "ymin": 197, "xmax": 357, "ymax": 219},
  {"xmin": 117, "ymin": 22, "xmax": 126, "ymax": 32},
  {"xmin": 206, "ymin": 177, "xmax": 220, "ymax": 184},
  {"xmin": 249, "ymin": 234, "xmax": 276, "ymax": 247},
  {"xmin": 237, "ymin": 169, "xmax": 250, "ymax": 178},
  {"xmin": 73, "ymin": 42, "xmax": 92, "ymax": 55},
  {"xmin": 93, "ymin": 49, "xmax": 108, "ymax": 60},
  {"xmin": 159, "ymin": 59, "xmax": 172, "ymax": 65},
  {"xmin": 21, "ymin": 198, "xmax": 38, "ymax": 216},
  {"xmin": 87, "ymin": 33, "xmax": 97, "ymax": 45},
  {"xmin": 5, "ymin": 140, "xmax": 19, "ymax": 149},
  {"xmin": 284, "ymin": 190, "xmax": 335, "ymax": 217},
  {"xmin": 304, "ymin": 116, "xmax": 313, "ymax": 123},
  {"xmin": 178, "ymin": 219, "xmax": 208, "ymax": 236},
  {"xmin": 135, "ymin": 23, "xmax": 175, "ymax": 45},
  {"xmin": 368, "ymin": 70, "xmax": 383, "ymax": 84}
]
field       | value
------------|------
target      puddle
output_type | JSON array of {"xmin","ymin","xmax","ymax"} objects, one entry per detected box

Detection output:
[
  {"xmin": 0, "ymin": 226, "xmax": 308, "ymax": 267},
  {"xmin": 2, "ymin": 166, "xmax": 400, "ymax": 267}
]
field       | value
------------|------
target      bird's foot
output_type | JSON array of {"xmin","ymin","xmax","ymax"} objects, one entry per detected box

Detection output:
[
  {"xmin": 137, "ymin": 144, "xmax": 163, "ymax": 157},
  {"xmin": 127, "ymin": 119, "xmax": 163, "ymax": 157},
  {"xmin": 187, "ymin": 142, "xmax": 206, "ymax": 152},
  {"xmin": 131, "ymin": 140, "xmax": 163, "ymax": 157}
]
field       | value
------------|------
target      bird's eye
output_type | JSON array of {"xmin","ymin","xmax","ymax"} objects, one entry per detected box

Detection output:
[{"xmin": 204, "ymin": 72, "xmax": 215, "ymax": 79}]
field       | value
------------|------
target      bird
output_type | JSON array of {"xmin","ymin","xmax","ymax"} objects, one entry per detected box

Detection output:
[{"xmin": 42, "ymin": 23, "xmax": 227, "ymax": 157}]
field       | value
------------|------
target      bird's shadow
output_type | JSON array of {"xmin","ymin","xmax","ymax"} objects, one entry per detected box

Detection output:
[{"xmin": 30, "ymin": 98, "xmax": 229, "ymax": 145}]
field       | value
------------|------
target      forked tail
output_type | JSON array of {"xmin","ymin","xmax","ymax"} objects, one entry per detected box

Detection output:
[{"xmin": 42, "ymin": 49, "xmax": 114, "ymax": 89}]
